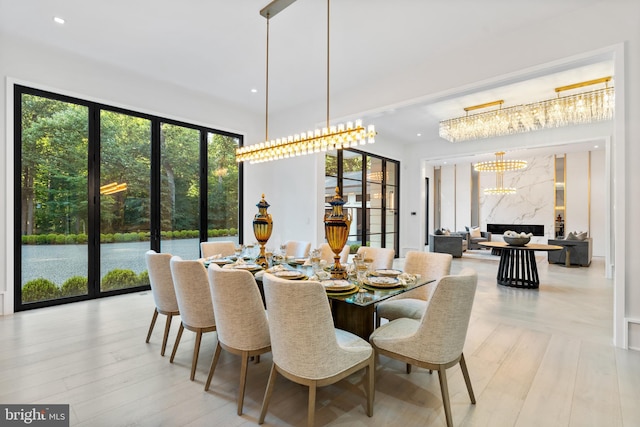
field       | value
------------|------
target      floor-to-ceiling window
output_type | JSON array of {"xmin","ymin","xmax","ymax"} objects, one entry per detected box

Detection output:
[
  {"xmin": 325, "ymin": 148, "xmax": 399, "ymax": 256},
  {"xmin": 14, "ymin": 86, "xmax": 242, "ymax": 311},
  {"xmin": 99, "ymin": 110, "xmax": 152, "ymax": 292}
]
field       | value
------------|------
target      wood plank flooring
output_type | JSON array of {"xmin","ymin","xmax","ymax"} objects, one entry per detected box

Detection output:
[{"xmin": 1, "ymin": 254, "xmax": 638, "ymax": 426}]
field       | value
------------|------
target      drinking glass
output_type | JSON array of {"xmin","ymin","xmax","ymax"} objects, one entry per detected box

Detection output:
[{"xmin": 234, "ymin": 244, "xmax": 244, "ymax": 259}]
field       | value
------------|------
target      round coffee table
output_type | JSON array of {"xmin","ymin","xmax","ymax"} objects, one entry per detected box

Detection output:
[{"xmin": 479, "ymin": 242, "xmax": 562, "ymax": 289}]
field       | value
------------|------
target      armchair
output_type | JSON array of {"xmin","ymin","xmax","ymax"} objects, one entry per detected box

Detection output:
[
  {"xmin": 465, "ymin": 228, "xmax": 492, "ymax": 250},
  {"xmin": 429, "ymin": 234, "xmax": 467, "ymax": 258}
]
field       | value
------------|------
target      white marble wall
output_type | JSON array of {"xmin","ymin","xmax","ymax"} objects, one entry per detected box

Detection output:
[{"xmin": 480, "ymin": 155, "xmax": 555, "ymax": 242}]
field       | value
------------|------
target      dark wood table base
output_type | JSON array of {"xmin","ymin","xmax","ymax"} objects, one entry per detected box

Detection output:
[
  {"xmin": 330, "ymin": 299, "xmax": 376, "ymax": 339},
  {"xmin": 480, "ymin": 241, "xmax": 562, "ymax": 289},
  {"xmin": 496, "ymin": 248, "xmax": 539, "ymax": 288}
]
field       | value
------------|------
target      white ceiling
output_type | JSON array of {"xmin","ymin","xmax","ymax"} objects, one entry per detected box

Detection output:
[{"xmin": 0, "ymin": 0, "xmax": 613, "ymax": 155}]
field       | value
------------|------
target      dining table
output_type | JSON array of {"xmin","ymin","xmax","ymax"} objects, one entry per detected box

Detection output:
[{"xmin": 204, "ymin": 257, "xmax": 434, "ymax": 339}]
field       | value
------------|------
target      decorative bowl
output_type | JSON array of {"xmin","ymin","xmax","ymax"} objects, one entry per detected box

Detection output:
[{"xmin": 504, "ymin": 236, "xmax": 531, "ymax": 246}]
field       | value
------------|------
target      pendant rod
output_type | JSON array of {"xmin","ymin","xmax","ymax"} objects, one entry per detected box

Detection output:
[
  {"xmin": 326, "ymin": 0, "xmax": 330, "ymax": 129},
  {"xmin": 265, "ymin": 14, "xmax": 270, "ymax": 141}
]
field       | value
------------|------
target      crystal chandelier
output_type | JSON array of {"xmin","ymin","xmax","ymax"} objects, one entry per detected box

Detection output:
[
  {"xmin": 439, "ymin": 77, "xmax": 614, "ymax": 142},
  {"xmin": 475, "ymin": 152, "xmax": 527, "ymax": 195},
  {"xmin": 235, "ymin": 0, "xmax": 375, "ymax": 164}
]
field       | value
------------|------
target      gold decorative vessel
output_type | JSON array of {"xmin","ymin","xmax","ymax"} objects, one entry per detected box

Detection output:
[
  {"xmin": 324, "ymin": 187, "xmax": 352, "ymax": 279},
  {"xmin": 252, "ymin": 194, "xmax": 273, "ymax": 268}
]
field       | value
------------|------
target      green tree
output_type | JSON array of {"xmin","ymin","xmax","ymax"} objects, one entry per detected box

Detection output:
[
  {"xmin": 208, "ymin": 133, "xmax": 239, "ymax": 231},
  {"xmin": 100, "ymin": 111, "xmax": 151, "ymax": 234},
  {"xmin": 160, "ymin": 124, "xmax": 200, "ymax": 233},
  {"xmin": 21, "ymin": 95, "xmax": 88, "ymax": 235}
]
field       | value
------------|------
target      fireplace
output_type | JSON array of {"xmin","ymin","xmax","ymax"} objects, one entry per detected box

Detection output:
[{"xmin": 486, "ymin": 224, "xmax": 545, "ymax": 236}]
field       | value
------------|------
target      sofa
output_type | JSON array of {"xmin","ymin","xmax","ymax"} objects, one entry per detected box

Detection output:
[
  {"xmin": 547, "ymin": 237, "xmax": 592, "ymax": 266},
  {"xmin": 429, "ymin": 233, "xmax": 468, "ymax": 258}
]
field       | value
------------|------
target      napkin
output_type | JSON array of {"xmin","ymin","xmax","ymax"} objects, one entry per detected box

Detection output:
[
  {"xmin": 266, "ymin": 264, "xmax": 287, "ymax": 273},
  {"xmin": 398, "ymin": 273, "xmax": 418, "ymax": 285}
]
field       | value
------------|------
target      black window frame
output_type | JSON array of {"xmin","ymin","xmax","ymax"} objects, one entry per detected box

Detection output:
[
  {"xmin": 326, "ymin": 148, "xmax": 400, "ymax": 256},
  {"xmin": 14, "ymin": 84, "xmax": 243, "ymax": 311}
]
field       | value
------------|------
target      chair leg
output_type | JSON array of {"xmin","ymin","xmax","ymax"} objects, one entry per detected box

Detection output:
[
  {"xmin": 204, "ymin": 342, "xmax": 222, "ymax": 391},
  {"xmin": 254, "ymin": 354, "xmax": 261, "ymax": 364},
  {"xmin": 459, "ymin": 353, "xmax": 476, "ymax": 404},
  {"xmin": 170, "ymin": 323, "xmax": 184, "ymax": 363},
  {"xmin": 375, "ymin": 313, "xmax": 381, "ymax": 328},
  {"xmin": 161, "ymin": 313, "xmax": 173, "ymax": 356},
  {"xmin": 190, "ymin": 330, "xmax": 203, "ymax": 381},
  {"xmin": 308, "ymin": 382, "xmax": 317, "ymax": 427},
  {"xmin": 145, "ymin": 309, "xmax": 158, "ymax": 343},
  {"xmin": 366, "ymin": 359, "xmax": 375, "ymax": 417},
  {"xmin": 436, "ymin": 366, "xmax": 453, "ymax": 427},
  {"xmin": 259, "ymin": 364, "xmax": 278, "ymax": 425},
  {"xmin": 406, "ymin": 363, "xmax": 412, "ymax": 374},
  {"xmin": 237, "ymin": 351, "xmax": 250, "ymax": 415}
]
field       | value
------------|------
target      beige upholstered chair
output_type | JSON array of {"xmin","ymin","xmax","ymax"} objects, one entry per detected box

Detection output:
[
  {"xmin": 169, "ymin": 256, "xmax": 217, "ymax": 381},
  {"xmin": 259, "ymin": 273, "xmax": 374, "ymax": 427},
  {"xmin": 200, "ymin": 240, "xmax": 236, "ymax": 258},
  {"xmin": 283, "ymin": 240, "xmax": 311, "ymax": 258},
  {"xmin": 375, "ymin": 251, "xmax": 452, "ymax": 327},
  {"xmin": 356, "ymin": 246, "xmax": 395, "ymax": 270},
  {"xmin": 205, "ymin": 267, "xmax": 271, "ymax": 415},
  {"xmin": 319, "ymin": 242, "xmax": 350, "ymax": 265},
  {"xmin": 369, "ymin": 268, "xmax": 478, "ymax": 427},
  {"xmin": 144, "ymin": 250, "xmax": 180, "ymax": 356}
]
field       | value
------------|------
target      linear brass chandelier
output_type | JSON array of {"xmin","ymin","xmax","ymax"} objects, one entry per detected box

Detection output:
[
  {"xmin": 235, "ymin": 0, "xmax": 375, "ymax": 164},
  {"xmin": 475, "ymin": 151, "xmax": 527, "ymax": 195},
  {"xmin": 439, "ymin": 76, "xmax": 614, "ymax": 142}
]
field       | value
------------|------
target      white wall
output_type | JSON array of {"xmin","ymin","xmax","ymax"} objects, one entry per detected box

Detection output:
[
  {"xmin": 590, "ymin": 150, "xmax": 606, "ymax": 257},
  {"xmin": 456, "ymin": 164, "xmax": 471, "ymax": 231},
  {"xmin": 566, "ymin": 152, "xmax": 590, "ymax": 235},
  {"xmin": 439, "ymin": 166, "xmax": 456, "ymax": 231}
]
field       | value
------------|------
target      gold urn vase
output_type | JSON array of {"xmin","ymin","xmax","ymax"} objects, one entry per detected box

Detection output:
[
  {"xmin": 324, "ymin": 187, "xmax": 352, "ymax": 279},
  {"xmin": 252, "ymin": 194, "xmax": 273, "ymax": 268}
]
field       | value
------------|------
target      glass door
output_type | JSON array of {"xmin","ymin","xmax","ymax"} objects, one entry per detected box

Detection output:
[
  {"xmin": 18, "ymin": 93, "xmax": 90, "ymax": 304},
  {"xmin": 99, "ymin": 110, "xmax": 152, "ymax": 292},
  {"xmin": 206, "ymin": 132, "xmax": 241, "ymax": 246}
]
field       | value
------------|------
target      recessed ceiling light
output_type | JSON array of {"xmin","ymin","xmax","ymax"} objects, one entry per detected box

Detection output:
[
  {"xmin": 594, "ymin": 145, "xmax": 599, "ymax": 148},
  {"xmin": 417, "ymin": 133, "xmax": 422, "ymax": 137},
  {"xmin": 251, "ymin": 88, "xmax": 258, "ymax": 93},
  {"xmin": 53, "ymin": 16, "xmax": 65, "ymax": 24}
]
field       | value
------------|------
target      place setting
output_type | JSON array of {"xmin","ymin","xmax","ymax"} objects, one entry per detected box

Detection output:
[{"xmin": 320, "ymin": 279, "xmax": 359, "ymax": 296}]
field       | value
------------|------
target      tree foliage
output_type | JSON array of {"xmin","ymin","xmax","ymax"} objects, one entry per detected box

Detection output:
[{"xmin": 20, "ymin": 94, "xmax": 239, "ymax": 238}]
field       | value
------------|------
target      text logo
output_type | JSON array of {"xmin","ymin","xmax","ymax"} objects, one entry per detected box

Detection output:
[{"xmin": 1, "ymin": 405, "xmax": 69, "ymax": 426}]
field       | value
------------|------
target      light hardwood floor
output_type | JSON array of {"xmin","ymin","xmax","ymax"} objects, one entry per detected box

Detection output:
[{"xmin": 1, "ymin": 254, "xmax": 639, "ymax": 426}]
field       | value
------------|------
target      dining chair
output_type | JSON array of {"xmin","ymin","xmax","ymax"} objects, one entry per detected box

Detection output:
[
  {"xmin": 369, "ymin": 268, "xmax": 478, "ymax": 427},
  {"xmin": 283, "ymin": 240, "xmax": 311, "ymax": 258},
  {"xmin": 259, "ymin": 273, "xmax": 374, "ymax": 427},
  {"xmin": 356, "ymin": 246, "xmax": 395, "ymax": 270},
  {"xmin": 319, "ymin": 242, "xmax": 350, "ymax": 265},
  {"xmin": 200, "ymin": 240, "xmax": 236, "ymax": 258},
  {"xmin": 144, "ymin": 250, "xmax": 180, "ymax": 356},
  {"xmin": 169, "ymin": 256, "xmax": 217, "ymax": 381},
  {"xmin": 375, "ymin": 251, "xmax": 452, "ymax": 327},
  {"xmin": 205, "ymin": 266, "xmax": 271, "ymax": 415}
]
